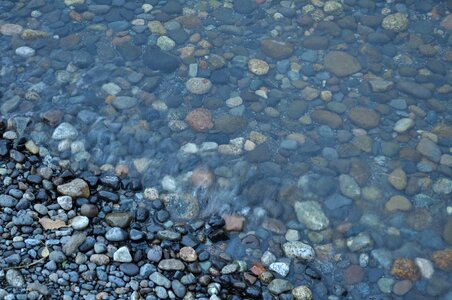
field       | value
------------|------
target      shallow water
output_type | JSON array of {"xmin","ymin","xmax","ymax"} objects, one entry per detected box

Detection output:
[{"xmin": 1, "ymin": 0, "xmax": 452, "ymax": 298}]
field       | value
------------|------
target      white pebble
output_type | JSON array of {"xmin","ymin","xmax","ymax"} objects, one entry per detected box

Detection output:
[
  {"xmin": 15, "ymin": 46, "xmax": 35, "ymax": 57},
  {"xmin": 162, "ymin": 175, "xmax": 177, "ymax": 192}
]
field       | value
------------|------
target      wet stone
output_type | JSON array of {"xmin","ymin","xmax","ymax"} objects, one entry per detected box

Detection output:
[
  {"xmin": 57, "ymin": 179, "xmax": 90, "ymax": 198},
  {"xmin": 282, "ymin": 241, "xmax": 315, "ymax": 262},
  {"xmin": 112, "ymin": 96, "xmax": 138, "ymax": 110},
  {"xmin": 347, "ymin": 233, "xmax": 373, "ymax": 252},
  {"xmin": 382, "ymin": 13, "xmax": 409, "ymax": 32},
  {"xmin": 292, "ymin": 285, "xmax": 313, "ymax": 300},
  {"xmin": 393, "ymin": 280, "xmax": 412, "ymax": 296},
  {"xmin": 186, "ymin": 77, "xmax": 212, "ymax": 95},
  {"xmin": 294, "ymin": 201, "xmax": 329, "ymax": 230},
  {"xmin": 416, "ymin": 138, "xmax": 441, "ymax": 162},
  {"xmin": 347, "ymin": 107, "xmax": 380, "ymax": 129},
  {"xmin": 52, "ymin": 122, "xmax": 78, "ymax": 140},
  {"xmin": 261, "ymin": 39, "xmax": 293, "ymax": 60},
  {"xmin": 143, "ymin": 47, "xmax": 180, "ymax": 73},
  {"xmin": 268, "ymin": 279, "xmax": 293, "ymax": 295},
  {"xmin": 324, "ymin": 51, "xmax": 361, "ymax": 77},
  {"xmin": 343, "ymin": 265, "xmax": 365, "ymax": 285},
  {"xmin": 391, "ymin": 258, "xmax": 420, "ymax": 281}
]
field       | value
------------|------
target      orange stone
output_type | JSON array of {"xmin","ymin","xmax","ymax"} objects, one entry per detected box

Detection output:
[
  {"xmin": 191, "ymin": 168, "xmax": 214, "ymax": 188},
  {"xmin": 185, "ymin": 108, "xmax": 213, "ymax": 132},
  {"xmin": 432, "ymin": 249, "xmax": 452, "ymax": 271},
  {"xmin": 250, "ymin": 263, "xmax": 266, "ymax": 276},
  {"xmin": 105, "ymin": 95, "xmax": 114, "ymax": 104},
  {"xmin": 224, "ymin": 215, "xmax": 245, "ymax": 232},
  {"xmin": 69, "ymin": 10, "xmax": 82, "ymax": 22},
  {"xmin": 391, "ymin": 258, "xmax": 420, "ymax": 281}
]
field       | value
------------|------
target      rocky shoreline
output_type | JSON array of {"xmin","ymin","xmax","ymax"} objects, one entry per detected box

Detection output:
[{"xmin": 0, "ymin": 124, "xmax": 319, "ymax": 300}]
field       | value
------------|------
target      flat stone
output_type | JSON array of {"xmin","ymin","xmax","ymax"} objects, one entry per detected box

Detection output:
[
  {"xmin": 397, "ymin": 81, "xmax": 431, "ymax": 99},
  {"xmin": 347, "ymin": 107, "xmax": 380, "ymax": 129},
  {"xmin": 294, "ymin": 201, "xmax": 329, "ymax": 230},
  {"xmin": 394, "ymin": 118, "xmax": 414, "ymax": 133},
  {"xmin": 158, "ymin": 259, "xmax": 185, "ymax": 271},
  {"xmin": 150, "ymin": 272, "xmax": 171, "ymax": 288},
  {"xmin": 15, "ymin": 46, "xmax": 35, "ymax": 57},
  {"xmin": 143, "ymin": 47, "xmax": 180, "ymax": 73},
  {"xmin": 324, "ymin": 51, "xmax": 361, "ymax": 77},
  {"xmin": 57, "ymin": 196, "xmax": 72, "ymax": 210},
  {"xmin": 282, "ymin": 241, "xmax": 315, "ymax": 262},
  {"xmin": 261, "ymin": 39, "xmax": 293, "ymax": 60},
  {"xmin": 311, "ymin": 109, "xmax": 342, "ymax": 128},
  {"xmin": 393, "ymin": 280, "xmax": 412, "ymax": 296},
  {"xmin": 269, "ymin": 262, "xmax": 290, "ymax": 277},
  {"xmin": 224, "ymin": 215, "xmax": 245, "ymax": 232},
  {"xmin": 416, "ymin": 138, "xmax": 441, "ymax": 162},
  {"xmin": 90, "ymin": 254, "xmax": 110, "ymax": 265},
  {"xmin": 62, "ymin": 232, "xmax": 86, "ymax": 256},
  {"xmin": 57, "ymin": 179, "xmax": 90, "ymax": 198},
  {"xmin": 415, "ymin": 257, "xmax": 434, "ymax": 279},
  {"xmin": 343, "ymin": 265, "xmax": 364, "ymax": 285}
]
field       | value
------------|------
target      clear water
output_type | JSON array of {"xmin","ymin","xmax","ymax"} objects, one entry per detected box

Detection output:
[{"xmin": 1, "ymin": 0, "xmax": 452, "ymax": 298}]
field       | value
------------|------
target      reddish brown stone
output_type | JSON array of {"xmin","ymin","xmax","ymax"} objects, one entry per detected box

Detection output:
[
  {"xmin": 191, "ymin": 167, "xmax": 214, "ymax": 188},
  {"xmin": 391, "ymin": 258, "xmax": 420, "ymax": 281},
  {"xmin": 42, "ymin": 110, "xmax": 64, "ymax": 126},
  {"xmin": 224, "ymin": 215, "xmax": 245, "ymax": 232},
  {"xmin": 440, "ymin": 14, "xmax": 452, "ymax": 30},
  {"xmin": 185, "ymin": 108, "xmax": 213, "ymax": 132},
  {"xmin": 250, "ymin": 263, "xmax": 266, "ymax": 276},
  {"xmin": 432, "ymin": 249, "xmax": 452, "ymax": 271},
  {"xmin": 343, "ymin": 265, "xmax": 365, "ymax": 285}
]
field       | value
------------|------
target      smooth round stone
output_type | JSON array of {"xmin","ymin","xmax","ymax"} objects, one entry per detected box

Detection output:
[
  {"xmin": 393, "ymin": 280, "xmax": 412, "ymax": 296},
  {"xmin": 15, "ymin": 46, "xmax": 35, "ymax": 57},
  {"xmin": 225, "ymin": 96, "xmax": 243, "ymax": 108},
  {"xmin": 377, "ymin": 277, "xmax": 394, "ymax": 293},
  {"xmin": 260, "ymin": 39, "xmax": 293, "ymax": 60},
  {"xmin": 385, "ymin": 195, "xmax": 412, "ymax": 212},
  {"xmin": 70, "ymin": 216, "xmax": 89, "ymax": 230},
  {"xmin": 185, "ymin": 108, "xmax": 214, "ymax": 132},
  {"xmin": 113, "ymin": 246, "xmax": 132, "ymax": 262},
  {"xmin": 80, "ymin": 204, "xmax": 98, "ymax": 218},
  {"xmin": 347, "ymin": 107, "xmax": 380, "ymax": 129},
  {"xmin": 0, "ymin": 23, "xmax": 23, "ymax": 35},
  {"xmin": 119, "ymin": 263, "xmax": 139, "ymax": 276},
  {"xmin": 105, "ymin": 227, "xmax": 128, "ymax": 241},
  {"xmin": 388, "ymin": 168, "xmax": 407, "ymax": 190},
  {"xmin": 150, "ymin": 272, "xmax": 171, "ymax": 288},
  {"xmin": 347, "ymin": 233, "xmax": 373, "ymax": 252},
  {"xmin": 161, "ymin": 175, "xmax": 176, "ymax": 192},
  {"xmin": 248, "ymin": 58, "xmax": 269, "ymax": 75},
  {"xmin": 394, "ymin": 118, "xmax": 414, "ymax": 133},
  {"xmin": 185, "ymin": 77, "xmax": 212, "ymax": 95}
]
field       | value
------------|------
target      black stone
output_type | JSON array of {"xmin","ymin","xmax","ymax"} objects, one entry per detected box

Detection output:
[
  {"xmin": 135, "ymin": 208, "xmax": 149, "ymax": 222},
  {"xmin": 143, "ymin": 47, "xmax": 181, "ymax": 73},
  {"xmin": 97, "ymin": 190, "xmax": 119, "ymax": 202}
]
